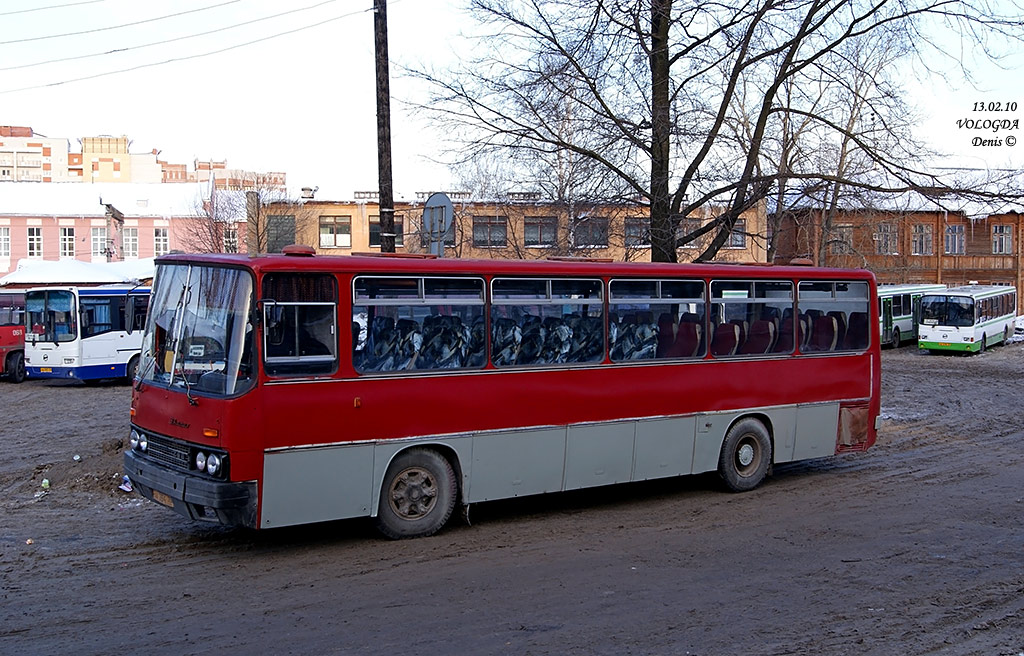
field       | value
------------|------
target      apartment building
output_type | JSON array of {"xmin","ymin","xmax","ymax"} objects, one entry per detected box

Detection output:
[{"xmin": 0, "ymin": 182, "xmax": 222, "ymax": 276}]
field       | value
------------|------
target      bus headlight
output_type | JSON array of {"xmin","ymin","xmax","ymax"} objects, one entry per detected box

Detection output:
[
  {"xmin": 195, "ymin": 451, "xmax": 207, "ymax": 472},
  {"xmin": 129, "ymin": 430, "xmax": 139, "ymax": 450},
  {"xmin": 206, "ymin": 453, "xmax": 222, "ymax": 476},
  {"xmin": 138, "ymin": 433, "xmax": 147, "ymax": 452}
]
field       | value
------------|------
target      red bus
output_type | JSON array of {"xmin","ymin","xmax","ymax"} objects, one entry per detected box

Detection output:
[
  {"xmin": 1, "ymin": 291, "xmax": 26, "ymax": 383},
  {"xmin": 124, "ymin": 249, "xmax": 880, "ymax": 538}
]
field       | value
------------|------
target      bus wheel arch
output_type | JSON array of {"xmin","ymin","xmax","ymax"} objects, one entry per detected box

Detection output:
[
  {"xmin": 718, "ymin": 416, "xmax": 773, "ymax": 492},
  {"xmin": 374, "ymin": 446, "xmax": 458, "ymax": 540}
]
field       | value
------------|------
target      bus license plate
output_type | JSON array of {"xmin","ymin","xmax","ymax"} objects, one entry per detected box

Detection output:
[
  {"xmin": 152, "ymin": 490, "xmax": 174, "ymax": 507},
  {"xmin": 40, "ymin": 367, "xmax": 52, "ymax": 373}
]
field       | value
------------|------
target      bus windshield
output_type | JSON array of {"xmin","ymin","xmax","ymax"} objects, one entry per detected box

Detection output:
[
  {"xmin": 25, "ymin": 290, "xmax": 77, "ymax": 343},
  {"xmin": 140, "ymin": 264, "xmax": 255, "ymax": 396},
  {"xmin": 920, "ymin": 295, "xmax": 974, "ymax": 327}
]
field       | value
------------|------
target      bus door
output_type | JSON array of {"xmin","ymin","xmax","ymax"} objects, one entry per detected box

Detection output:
[
  {"xmin": 911, "ymin": 295, "xmax": 924, "ymax": 339},
  {"xmin": 880, "ymin": 297, "xmax": 893, "ymax": 344}
]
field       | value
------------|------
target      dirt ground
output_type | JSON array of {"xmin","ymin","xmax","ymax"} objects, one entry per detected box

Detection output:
[{"xmin": 2, "ymin": 344, "xmax": 1023, "ymax": 655}]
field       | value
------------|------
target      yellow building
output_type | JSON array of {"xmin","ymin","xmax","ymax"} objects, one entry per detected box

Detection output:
[{"xmin": 259, "ymin": 193, "xmax": 767, "ymax": 264}]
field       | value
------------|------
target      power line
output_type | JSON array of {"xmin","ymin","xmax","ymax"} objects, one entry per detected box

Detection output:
[
  {"xmin": 0, "ymin": 0, "xmax": 242, "ymax": 46},
  {"xmin": 0, "ymin": 0, "xmax": 105, "ymax": 18},
  {"xmin": 0, "ymin": 6, "xmax": 373, "ymax": 95},
  {"xmin": 0, "ymin": 0, "xmax": 342, "ymax": 72}
]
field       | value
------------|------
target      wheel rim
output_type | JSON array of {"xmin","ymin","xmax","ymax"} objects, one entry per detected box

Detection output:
[
  {"xmin": 735, "ymin": 435, "xmax": 761, "ymax": 477},
  {"xmin": 388, "ymin": 466, "xmax": 439, "ymax": 520}
]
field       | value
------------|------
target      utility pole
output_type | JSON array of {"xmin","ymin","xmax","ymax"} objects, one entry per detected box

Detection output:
[{"xmin": 374, "ymin": 0, "xmax": 396, "ymax": 253}]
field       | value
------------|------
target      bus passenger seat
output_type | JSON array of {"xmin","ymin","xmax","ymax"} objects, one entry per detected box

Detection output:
[
  {"xmin": 808, "ymin": 315, "xmax": 838, "ymax": 352},
  {"xmin": 491, "ymin": 318, "xmax": 522, "ymax": 366},
  {"xmin": 711, "ymin": 322, "xmax": 740, "ymax": 356},
  {"xmin": 828, "ymin": 311, "xmax": 848, "ymax": 348},
  {"xmin": 845, "ymin": 312, "xmax": 869, "ymax": 349},
  {"xmin": 774, "ymin": 318, "xmax": 796, "ymax": 353},
  {"xmin": 739, "ymin": 319, "xmax": 775, "ymax": 354},
  {"xmin": 666, "ymin": 321, "xmax": 701, "ymax": 357}
]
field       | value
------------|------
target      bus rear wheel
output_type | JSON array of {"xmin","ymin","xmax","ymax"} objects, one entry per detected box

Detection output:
[
  {"xmin": 891, "ymin": 327, "xmax": 901, "ymax": 347},
  {"xmin": 375, "ymin": 448, "xmax": 457, "ymax": 539},
  {"xmin": 6, "ymin": 351, "xmax": 26, "ymax": 383},
  {"xmin": 718, "ymin": 418, "xmax": 772, "ymax": 492},
  {"xmin": 979, "ymin": 334, "xmax": 987, "ymax": 353}
]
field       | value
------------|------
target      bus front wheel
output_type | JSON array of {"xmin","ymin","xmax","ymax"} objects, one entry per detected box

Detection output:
[
  {"xmin": 375, "ymin": 448, "xmax": 457, "ymax": 539},
  {"xmin": 718, "ymin": 418, "xmax": 772, "ymax": 492}
]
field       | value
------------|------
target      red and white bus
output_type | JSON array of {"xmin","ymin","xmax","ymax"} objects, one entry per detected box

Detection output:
[
  {"xmin": 0, "ymin": 291, "xmax": 26, "ymax": 383},
  {"xmin": 124, "ymin": 249, "xmax": 881, "ymax": 538}
]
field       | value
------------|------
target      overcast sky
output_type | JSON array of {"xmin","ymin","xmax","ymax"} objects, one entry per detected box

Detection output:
[{"xmin": 2, "ymin": 0, "xmax": 1020, "ymax": 201}]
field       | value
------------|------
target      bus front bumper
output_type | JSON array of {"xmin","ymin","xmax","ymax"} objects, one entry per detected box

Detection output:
[
  {"xmin": 919, "ymin": 340, "xmax": 977, "ymax": 352},
  {"xmin": 124, "ymin": 450, "xmax": 258, "ymax": 529}
]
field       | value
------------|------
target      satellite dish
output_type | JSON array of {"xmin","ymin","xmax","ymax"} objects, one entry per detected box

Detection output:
[{"xmin": 422, "ymin": 192, "xmax": 454, "ymax": 257}]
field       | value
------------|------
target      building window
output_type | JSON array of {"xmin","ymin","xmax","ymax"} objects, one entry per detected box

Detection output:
[
  {"xmin": 60, "ymin": 227, "xmax": 75, "ymax": 258},
  {"xmin": 944, "ymin": 224, "xmax": 965, "ymax": 255},
  {"xmin": 572, "ymin": 216, "xmax": 609, "ymax": 248},
  {"xmin": 624, "ymin": 217, "xmax": 650, "ymax": 247},
  {"xmin": 27, "ymin": 227, "xmax": 42, "ymax": 258},
  {"xmin": 319, "ymin": 215, "xmax": 352, "ymax": 248},
  {"xmin": 91, "ymin": 227, "xmax": 107, "ymax": 257},
  {"xmin": 830, "ymin": 224, "xmax": 854, "ymax": 254},
  {"xmin": 875, "ymin": 223, "xmax": 898, "ymax": 255},
  {"xmin": 223, "ymin": 225, "xmax": 238, "ymax": 253},
  {"xmin": 0, "ymin": 227, "xmax": 9, "ymax": 257},
  {"xmin": 677, "ymin": 218, "xmax": 700, "ymax": 248},
  {"xmin": 154, "ymin": 227, "xmax": 169, "ymax": 256},
  {"xmin": 727, "ymin": 219, "xmax": 747, "ymax": 249},
  {"xmin": 472, "ymin": 215, "xmax": 507, "ymax": 248},
  {"xmin": 992, "ymin": 224, "xmax": 1013, "ymax": 255},
  {"xmin": 912, "ymin": 224, "xmax": 933, "ymax": 255},
  {"xmin": 524, "ymin": 216, "xmax": 557, "ymax": 247},
  {"xmin": 123, "ymin": 227, "xmax": 138, "ymax": 258},
  {"xmin": 369, "ymin": 216, "xmax": 405, "ymax": 248}
]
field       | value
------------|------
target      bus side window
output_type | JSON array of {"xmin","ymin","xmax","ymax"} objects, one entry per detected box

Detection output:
[
  {"xmin": 799, "ymin": 281, "xmax": 870, "ymax": 351},
  {"xmin": 262, "ymin": 274, "xmax": 338, "ymax": 377}
]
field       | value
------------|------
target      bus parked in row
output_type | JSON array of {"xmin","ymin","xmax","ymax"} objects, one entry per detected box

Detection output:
[
  {"xmin": 918, "ymin": 285, "xmax": 1017, "ymax": 353},
  {"xmin": 125, "ymin": 249, "xmax": 881, "ymax": 539},
  {"xmin": 0, "ymin": 291, "xmax": 26, "ymax": 383},
  {"xmin": 25, "ymin": 285, "xmax": 150, "ymax": 382},
  {"xmin": 877, "ymin": 283, "xmax": 946, "ymax": 347}
]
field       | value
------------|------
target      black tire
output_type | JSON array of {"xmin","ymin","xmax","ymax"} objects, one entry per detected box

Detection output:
[
  {"xmin": 979, "ymin": 334, "xmax": 986, "ymax": 353},
  {"xmin": 891, "ymin": 328, "xmax": 901, "ymax": 347},
  {"xmin": 375, "ymin": 448, "xmax": 457, "ymax": 539},
  {"xmin": 6, "ymin": 351, "xmax": 26, "ymax": 384},
  {"xmin": 718, "ymin": 418, "xmax": 772, "ymax": 492},
  {"xmin": 126, "ymin": 355, "xmax": 140, "ymax": 382},
  {"xmin": 1003, "ymin": 326, "xmax": 1011, "ymax": 345}
]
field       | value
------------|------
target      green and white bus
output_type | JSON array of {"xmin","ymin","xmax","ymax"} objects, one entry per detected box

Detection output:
[
  {"xmin": 918, "ymin": 285, "xmax": 1017, "ymax": 353},
  {"xmin": 877, "ymin": 283, "xmax": 946, "ymax": 346}
]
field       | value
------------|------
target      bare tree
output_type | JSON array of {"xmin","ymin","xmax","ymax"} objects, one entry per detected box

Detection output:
[{"xmin": 414, "ymin": 0, "xmax": 1024, "ymax": 262}]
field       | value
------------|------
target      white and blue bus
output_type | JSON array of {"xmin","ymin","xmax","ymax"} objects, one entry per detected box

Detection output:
[
  {"xmin": 918, "ymin": 285, "xmax": 1017, "ymax": 353},
  {"xmin": 877, "ymin": 283, "xmax": 946, "ymax": 347},
  {"xmin": 25, "ymin": 285, "xmax": 150, "ymax": 381}
]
